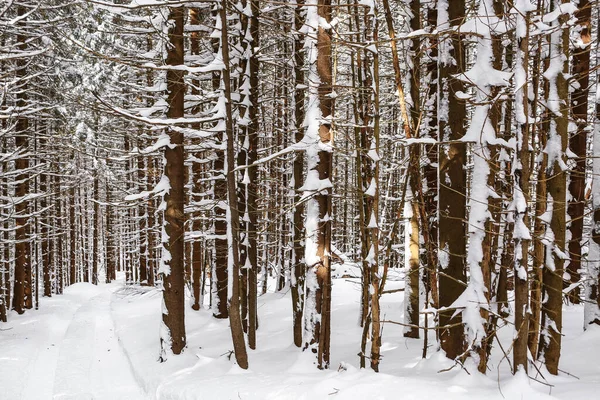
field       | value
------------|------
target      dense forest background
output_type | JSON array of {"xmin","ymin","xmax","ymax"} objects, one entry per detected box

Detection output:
[{"xmin": 1, "ymin": 0, "xmax": 600, "ymax": 384}]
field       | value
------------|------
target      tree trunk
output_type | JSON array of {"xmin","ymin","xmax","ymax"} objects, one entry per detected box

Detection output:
[
  {"xmin": 529, "ymin": 21, "xmax": 546, "ymax": 358},
  {"xmin": 404, "ymin": 0, "xmax": 421, "ymax": 341},
  {"xmin": 159, "ymin": 3, "xmax": 187, "ymax": 359},
  {"xmin": 513, "ymin": 7, "xmax": 532, "ymax": 372},
  {"xmin": 92, "ymin": 149, "xmax": 99, "ymax": 286},
  {"xmin": 538, "ymin": 3, "xmax": 569, "ymax": 375},
  {"xmin": 138, "ymin": 149, "xmax": 148, "ymax": 285},
  {"xmin": 587, "ymin": 98, "xmax": 600, "ymax": 327},
  {"xmin": 70, "ymin": 182, "xmax": 77, "ymax": 285},
  {"xmin": 566, "ymin": 0, "xmax": 590, "ymax": 304},
  {"xmin": 54, "ymin": 169, "xmax": 63, "ymax": 295},
  {"xmin": 219, "ymin": 0, "xmax": 249, "ymax": 369},
  {"xmin": 12, "ymin": 5, "xmax": 32, "ymax": 314},
  {"xmin": 291, "ymin": 0, "xmax": 306, "ymax": 348},
  {"xmin": 189, "ymin": 7, "xmax": 203, "ymax": 310},
  {"xmin": 437, "ymin": 0, "xmax": 467, "ymax": 360},
  {"xmin": 213, "ymin": 54, "xmax": 229, "ymax": 319},
  {"xmin": 302, "ymin": 0, "xmax": 334, "ymax": 370}
]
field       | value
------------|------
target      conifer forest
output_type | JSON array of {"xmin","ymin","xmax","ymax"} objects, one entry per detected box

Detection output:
[{"xmin": 1, "ymin": 0, "xmax": 600, "ymax": 399}]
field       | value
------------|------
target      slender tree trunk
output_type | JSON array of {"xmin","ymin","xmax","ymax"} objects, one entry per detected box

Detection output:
[
  {"xmin": 566, "ymin": 0, "xmax": 590, "ymax": 304},
  {"xmin": 92, "ymin": 152, "xmax": 99, "ymax": 286},
  {"xmin": 291, "ymin": 0, "xmax": 306, "ymax": 348},
  {"xmin": 159, "ymin": 3, "xmax": 187, "ymax": 359},
  {"xmin": 189, "ymin": 7, "xmax": 203, "ymax": 309},
  {"xmin": 437, "ymin": 0, "xmax": 467, "ymax": 360},
  {"xmin": 54, "ymin": 169, "xmax": 63, "ymax": 295},
  {"xmin": 213, "ymin": 47, "xmax": 229, "ymax": 319},
  {"xmin": 351, "ymin": 7, "xmax": 369, "ymax": 328},
  {"xmin": 147, "ymin": 159, "xmax": 157, "ymax": 287},
  {"xmin": 246, "ymin": 0, "xmax": 259, "ymax": 349},
  {"xmin": 354, "ymin": 0, "xmax": 370, "ymax": 359},
  {"xmin": 41, "ymin": 140, "xmax": 51, "ymax": 296},
  {"xmin": 368, "ymin": 12, "xmax": 382, "ymax": 370},
  {"xmin": 0, "ymin": 136, "xmax": 7, "ymax": 321},
  {"xmin": 138, "ymin": 150, "xmax": 148, "ymax": 285},
  {"xmin": 513, "ymin": 6, "xmax": 532, "ymax": 372},
  {"xmin": 587, "ymin": 99, "xmax": 600, "ymax": 327},
  {"xmin": 539, "ymin": 2, "xmax": 569, "ymax": 375},
  {"xmin": 529, "ymin": 23, "xmax": 546, "ymax": 358},
  {"xmin": 13, "ymin": 6, "xmax": 32, "ymax": 313},
  {"xmin": 302, "ymin": 0, "xmax": 334, "ymax": 369},
  {"xmin": 404, "ymin": 0, "xmax": 421, "ymax": 341},
  {"xmin": 105, "ymin": 177, "xmax": 115, "ymax": 283},
  {"xmin": 586, "ymin": 3, "xmax": 600, "ymax": 327},
  {"xmin": 219, "ymin": 0, "xmax": 249, "ymax": 369},
  {"xmin": 70, "ymin": 182, "xmax": 77, "ymax": 285},
  {"xmin": 423, "ymin": 3, "xmax": 439, "ymax": 319},
  {"xmin": 478, "ymin": 0, "xmax": 508, "ymax": 373},
  {"xmin": 146, "ymin": 36, "xmax": 157, "ymax": 288}
]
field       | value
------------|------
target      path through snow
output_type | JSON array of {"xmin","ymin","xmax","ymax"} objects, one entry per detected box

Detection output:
[{"xmin": 0, "ymin": 283, "xmax": 147, "ymax": 400}]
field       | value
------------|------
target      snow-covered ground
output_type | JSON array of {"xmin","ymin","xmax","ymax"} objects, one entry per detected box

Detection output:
[
  {"xmin": 0, "ymin": 283, "xmax": 144, "ymax": 400},
  {"xmin": 1, "ymin": 273, "xmax": 599, "ymax": 399}
]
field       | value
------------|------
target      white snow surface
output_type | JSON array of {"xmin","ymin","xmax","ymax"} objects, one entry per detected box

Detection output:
[
  {"xmin": 0, "ymin": 282, "xmax": 145, "ymax": 400},
  {"xmin": 1, "ymin": 274, "xmax": 599, "ymax": 399}
]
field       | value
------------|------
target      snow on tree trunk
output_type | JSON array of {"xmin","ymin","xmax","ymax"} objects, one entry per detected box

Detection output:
[
  {"xmin": 300, "ymin": 0, "xmax": 334, "ymax": 370},
  {"xmin": 218, "ymin": 0, "xmax": 249, "ymax": 369},
  {"xmin": 454, "ymin": 0, "xmax": 510, "ymax": 371},
  {"xmin": 437, "ymin": 0, "xmax": 468, "ymax": 361},
  {"xmin": 566, "ymin": 0, "xmax": 591, "ymax": 305},
  {"xmin": 512, "ymin": 0, "xmax": 536, "ymax": 373},
  {"xmin": 585, "ymin": 91, "xmax": 600, "ymax": 327},
  {"xmin": 159, "ymin": 3, "xmax": 187, "ymax": 360},
  {"xmin": 538, "ymin": 1, "xmax": 573, "ymax": 375},
  {"xmin": 403, "ymin": 0, "xmax": 421, "ymax": 342},
  {"xmin": 291, "ymin": 0, "xmax": 307, "ymax": 349}
]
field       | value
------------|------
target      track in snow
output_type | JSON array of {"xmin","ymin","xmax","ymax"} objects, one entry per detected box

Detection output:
[{"xmin": 50, "ymin": 290, "xmax": 147, "ymax": 400}]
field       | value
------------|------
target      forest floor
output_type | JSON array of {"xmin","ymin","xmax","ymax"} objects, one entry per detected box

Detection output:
[
  {"xmin": 0, "ymin": 282, "xmax": 145, "ymax": 400},
  {"xmin": 1, "ymin": 269, "xmax": 599, "ymax": 399}
]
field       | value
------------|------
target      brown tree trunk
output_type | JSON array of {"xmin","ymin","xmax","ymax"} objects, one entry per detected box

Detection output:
[
  {"xmin": 159, "ymin": 3, "xmax": 187, "ymax": 359},
  {"xmin": 105, "ymin": 177, "xmax": 115, "ymax": 283},
  {"xmin": 513, "ymin": 11, "xmax": 531, "ymax": 372},
  {"xmin": 303, "ymin": 0, "xmax": 334, "ymax": 370},
  {"xmin": 423, "ymin": 3, "xmax": 439, "ymax": 319},
  {"xmin": 122, "ymin": 138, "xmax": 131, "ymax": 284},
  {"xmin": 352, "ymin": 2, "xmax": 383, "ymax": 371},
  {"xmin": 54, "ymin": 169, "xmax": 63, "ymax": 295},
  {"xmin": 539, "ymin": 4, "xmax": 569, "ymax": 375},
  {"xmin": 219, "ymin": 0, "xmax": 249, "ymax": 369},
  {"xmin": 147, "ymin": 159, "xmax": 157, "ymax": 287},
  {"xmin": 0, "ymin": 136, "xmax": 8, "ymax": 321},
  {"xmin": 138, "ymin": 150, "xmax": 148, "ymax": 285},
  {"xmin": 189, "ymin": 7, "xmax": 203, "ymax": 309},
  {"xmin": 438, "ymin": 0, "xmax": 467, "ymax": 360},
  {"xmin": 70, "ymin": 181, "xmax": 77, "ymax": 285},
  {"xmin": 350, "ymin": 7, "xmax": 368, "ymax": 329},
  {"xmin": 588, "ymin": 99, "xmax": 600, "ymax": 326},
  {"xmin": 246, "ymin": 1, "xmax": 260, "ymax": 343},
  {"xmin": 92, "ymin": 153, "xmax": 99, "ymax": 286},
  {"xmin": 213, "ymin": 68, "xmax": 229, "ymax": 319},
  {"xmin": 566, "ymin": 0, "xmax": 590, "ymax": 304},
  {"xmin": 41, "ymin": 142, "xmax": 51, "ymax": 296},
  {"xmin": 291, "ymin": 0, "xmax": 306, "ymax": 348},
  {"xmin": 529, "ymin": 24, "xmax": 546, "ymax": 358},
  {"xmin": 13, "ymin": 5, "xmax": 32, "ymax": 314},
  {"xmin": 478, "ymin": 0, "xmax": 508, "ymax": 373},
  {"xmin": 146, "ymin": 36, "xmax": 157, "ymax": 288},
  {"xmin": 404, "ymin": 0, "xmax": 421, "ymax": 341}
]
